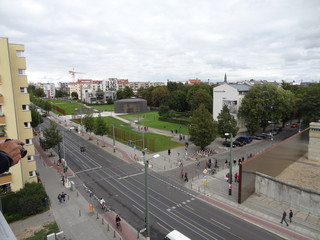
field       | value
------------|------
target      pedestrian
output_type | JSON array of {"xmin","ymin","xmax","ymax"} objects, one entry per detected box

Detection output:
[
  {"xmin": 179, "ymin": 159, "xmax": 183, "ymax": 167},
  {"xmin": 61, "ymin": 192, "xmax": 66, "ymax": 202},
  {"xmin": 224, "ymin": 160, "xmax": 228, "ymax": 168},
  {"xmin": 280, "ymin": 211, "xmax": 289, "ymax": 226},
  {"xmin": 58, "ymin": 193, "xmax": 62, "ymax": 203},
  {"xmin": 234, "ymin": 172, "xmax": 239, "ymax": 182},
  {"xmin": 289, "ymin": 210, "xmax": 293, "ymax": 222},
  {"xmin": 214, "ymin": 159, "xmax": 218, "ymax": 168},
  {"xmin": 238, "ymin": 158, "xmax": 241, "ymax": 165},
  {"xmin": 181, "ymin": 169, "xmax": 184, "ymax": 179},
  {"xmin": 168, "ymin": 148, "xmax": 171, "ymax": 156},
  {"xmin": 116, "ymin": 215, "xmax": 121, "ymax": 228},
  {"xmin": 184, "ymin": 172, "xmax": 188, "ymax": 182},
  {"xmin": 61, "ymin": 176, "xmax": 65, "ymax": 186}
]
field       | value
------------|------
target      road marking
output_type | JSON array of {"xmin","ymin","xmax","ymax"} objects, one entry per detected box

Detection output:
[
  {"xmin": 157, "ymin": 222, "xmax": 171, "ymax": 232},
  {"xmin": 118, "ymin": 172, "xmax": 144, "ymax": 180},
  {"xmin": 185, "ymin": 205, "xmax": 194, "ymax": 211},
  {"xmin": 75, "ymin": 166, "xmax": 102, "ymax": 174},
  {"xmin": 210, "ymin": 218, "xmax": 230, "ymax": 229},
  {"xmin": 132, "ymin": 204, "xmax": 144, "ymax": 214}
]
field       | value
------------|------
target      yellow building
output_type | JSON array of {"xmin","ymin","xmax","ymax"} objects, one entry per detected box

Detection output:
[{"xmin": 0, "ymin": 38, "xmax": 37, "ymax": 192}]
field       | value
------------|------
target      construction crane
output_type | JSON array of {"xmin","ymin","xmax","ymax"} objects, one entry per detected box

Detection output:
[{"xmin": 69, "ymin": 68, "xmax": 86, "ymax": 82}]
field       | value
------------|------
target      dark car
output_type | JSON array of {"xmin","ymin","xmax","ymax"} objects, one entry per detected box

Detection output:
[
  {"xmin": 238, "ymin": 136, "xmax": 252, "ymax": 143},
  {"xmin": 255, "ymin": 133, "xmax": 268, "ymax": 139},
  {"xmin": 235, "ymin": 137, "xmax": 247, "ymax": 145},
  {"xmin": 251, "ymin": 135, "xmax": 263, "ymax": 140},
  {"xmin": 222, "ymin": 141, "xmax": 236, "ymax": 148},
  {"xmin": 233, "ymin": 140, "xmax": 244, "ymax": 147}
]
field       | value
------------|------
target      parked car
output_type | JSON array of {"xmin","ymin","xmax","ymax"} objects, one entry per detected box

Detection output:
[
  {"xmin": 251, "ymin": 135, "xmax": 263, "ymax": 140},
  {"xmin": 233, "ymin": 140, "xmax": 244, "ymax": 147},
  {"xmin": 235, "ymin": 137, "xmax": 247, "ymax": 145},
  {"xmin": 222, "ymin": 141, "xmax": 236, "ymax": 148},
  {"xmin": 238, "ymin": 136, "xmax": 252, "ymax": 143},
  {"xmin": 255, "ymin": 133, "xmax": 268, "ymax": 139},
  {"xmin": 291, "ymin": 123, "xmax": 299, "ymax": 128}
]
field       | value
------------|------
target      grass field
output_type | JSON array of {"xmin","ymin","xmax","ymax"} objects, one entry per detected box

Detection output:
[
  {"xmin": 90, "ymin": 104, "xmax": 114, "ymax": 112},
  {"xmin": 120, "ymin": 111, "xmax": 190, "ymax": 135},
  {"xmin": 100, "ymin": 116, "xmax": 184, "ymax": 152}
]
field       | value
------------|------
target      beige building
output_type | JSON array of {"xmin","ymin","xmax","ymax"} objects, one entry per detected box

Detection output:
[{"xmin": 0, "ymin": 38, "xmax": 37, "ymax": 192}]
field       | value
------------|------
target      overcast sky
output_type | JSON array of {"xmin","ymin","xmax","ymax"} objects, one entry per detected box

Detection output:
[{"xmin": 1, "ymin": 0, "xmax": 319, "ymax": 84}]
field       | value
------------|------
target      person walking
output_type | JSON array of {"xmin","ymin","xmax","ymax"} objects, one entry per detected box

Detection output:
[
  {"xmin": 58, "ymin": 193, "xmax": 62, "ymax": 204},
  {"xmin": 280, "ymin": 211, "xmax": 289, "ymax": 226},
  {"xmin": 184, "ymin": 172, "xmax": 188, "ymax": 182},
  {"xmin": 168, "ymin": 148, "xmax": 171, "ymax": 156},
  {"xmin": 116, "ymin": 215, "xmax": 121, "ymax": 228},
  {"xmin": 289, "ymin": 210, "xmax": 293, "ymax": 222}
]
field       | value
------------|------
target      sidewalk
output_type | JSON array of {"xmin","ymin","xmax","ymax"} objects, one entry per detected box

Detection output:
[{"xmin": 43, "ymin": 113, "xmax": 319, "ymax": 240}]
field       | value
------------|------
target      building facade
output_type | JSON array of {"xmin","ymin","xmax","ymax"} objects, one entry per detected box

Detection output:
[
  {"xmin": 0, "ymin": 38, "xmax": 37, "ymax": 192},
  {"xmin": 212, "ymin": 83, "xmax": 251, "ymax": 131}
]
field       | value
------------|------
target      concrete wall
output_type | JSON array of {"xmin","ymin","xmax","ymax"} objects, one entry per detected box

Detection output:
[
  {"xmin": 255, "ymin": 173, "xmax": 320, "ymax": 217},
  {"xmin": 240, "ymin": 129, "xmax": 309, "ymax": 203}
]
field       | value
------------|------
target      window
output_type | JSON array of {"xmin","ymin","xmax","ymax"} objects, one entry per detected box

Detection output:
[
  {"xmin": 24, "ymin": 122, "xmax": 31, "ymax": 128},
  {"xmin": 20, "ymin": 87, "xmax": 27, "ymax": 93},
  {"xmin": 27, "ymin": 156, "xmax": 34, "ymax": 161},
  {"xmin": 16, "ymin": 50, "xmax": 24, "ymax": 57},
  {"xmin": 25, "ymin": 139, "xmax": 32, "ymax": 145},
  {"xmin": 29, "ymin": 171, "xmax": 36, "ymax": 177},
  {"xmin": 22, "ymin": 105, "xmax": 29, "ymax": 111},
  {"xmin": 18, "ymin": 69, "xmax": 26, "ymax": 75}
]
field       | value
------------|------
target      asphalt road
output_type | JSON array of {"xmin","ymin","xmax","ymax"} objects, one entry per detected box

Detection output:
[{"xmin": 41, "ymin": 118, "xmax": 284, "ymax": 240}]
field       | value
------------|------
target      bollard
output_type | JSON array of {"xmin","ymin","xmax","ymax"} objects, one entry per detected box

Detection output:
[
  {"xmin": 114, "ymin": 230, "xmax": 116, "ymax": 238},
  {"xmin": 102, "ymin": 218, "xmax": 104, "ymax": 225},
  {"xmin": 198, "ymin": 186, "xmax": 200, "ymax": 192},
  {"xmin": 79, "ymin": 210, "xmax": 81, "ymax": 216},
  {"xmin": 107, "ymin": 223, "xmax": 110, "ymax": 231},
  {"xmin": 96, "ymin": 212, "xmax": 99, "ymax": 219},
  {"xmin": 137, "ymin": 229, "xmax": 140, "ymax": 239},
  {"xmin": 191, "ymin": 183, "xmax": 192, "ymax": 189},
  {"xmin": 77, "ymin": 191, "xmax": 78, "ymax": 197}
]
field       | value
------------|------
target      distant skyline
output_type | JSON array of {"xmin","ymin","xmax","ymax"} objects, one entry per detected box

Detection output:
[{"xmin": 1, "ymin": 0, "xmax": 319, "ymax": 84}]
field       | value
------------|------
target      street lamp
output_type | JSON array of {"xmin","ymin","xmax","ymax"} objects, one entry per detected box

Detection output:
[
  {"xmin": 225, "ymin": 133, "xmax": 233, "ymax": 196},
  {"xmin": 144, "ymin": 152, "xmax": 160, "ymax": 240}
]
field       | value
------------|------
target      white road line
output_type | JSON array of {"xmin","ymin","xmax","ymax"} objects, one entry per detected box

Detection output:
[
  {"xmin": 118, "ymin": 172, "xmax": 144, "ymax": 180},
  {"xmin": 210, "ymin": 218, "xmax": 230, "ymax": 229},
  {"xmin": 157, "ymin": 222, "xmax": 171, "ymax": 232},
  {"xmin": 185, "ymin": 205, "xmax": 194, "ymax": 211},
  {"xmin": 132, "ymin": 204, "xmax": 144, "ymax": 214},
  {"xmin": 75, "ymin": 166, "xmax": 102, "ymax": 174}
]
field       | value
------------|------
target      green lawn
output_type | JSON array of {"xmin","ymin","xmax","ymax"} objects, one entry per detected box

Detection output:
[
  {"xmin": 91, "ymin": 104, "xmax": 114, "ymax": 112},
  {"xmin": 99, "ymin": 117, "xmax": 184, "ymax": 152},
  {"xmin": 120, "ymin": 111, "xmax": 190, "ymax": 135}
]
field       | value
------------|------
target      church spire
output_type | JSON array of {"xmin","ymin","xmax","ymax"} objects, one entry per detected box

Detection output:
[{"xmin": 224, "ymin": 73, "xmax": 227, "ymax": 83}]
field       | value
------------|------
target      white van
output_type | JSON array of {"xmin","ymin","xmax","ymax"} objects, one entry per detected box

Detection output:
[{"xmin": 164, "ymin": 230, "xmax": 191, "ymax": 240}]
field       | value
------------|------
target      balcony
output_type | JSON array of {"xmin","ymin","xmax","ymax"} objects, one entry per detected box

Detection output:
[{"xmin": 0, "ymin": 173, "xmax": 12, "ymax": 186}]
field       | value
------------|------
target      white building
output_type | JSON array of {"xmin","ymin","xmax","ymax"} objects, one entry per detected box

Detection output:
[
  {"xmin": 37, "ymin": 83, "xmax": 56, "ymax": 98},
  {"xmin": 212, "ymin": 83, "xmax": 251, "ymax": 131}
]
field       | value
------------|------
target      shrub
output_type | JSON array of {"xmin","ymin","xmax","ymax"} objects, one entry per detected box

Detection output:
[{"xmin": 1, "ymin": 182, "xmax": 49, "ymax": 222}]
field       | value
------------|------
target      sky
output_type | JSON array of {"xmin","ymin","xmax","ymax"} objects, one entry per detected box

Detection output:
[{"xmin": 1, "ymin": 0, "xmax": 319, "ymax": 84}]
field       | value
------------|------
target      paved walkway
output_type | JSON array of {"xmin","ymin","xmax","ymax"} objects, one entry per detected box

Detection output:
[{"xmin": 12, "ymin": 112, "xmax": 319, "ymax": 240}]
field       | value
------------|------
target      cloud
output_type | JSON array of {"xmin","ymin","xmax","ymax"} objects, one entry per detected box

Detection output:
[{"xmin": 1, "ymin": 0, "xmax": 319, "ymax": 83}]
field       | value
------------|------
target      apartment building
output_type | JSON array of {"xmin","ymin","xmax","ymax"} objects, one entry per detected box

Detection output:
[
  {"xmin": 0, "ymin": 38, "xmax": 37, "ymax": 192},
  {"xmin": 36, "ymin": 82, "xmax": 56, "ymax": 98}
]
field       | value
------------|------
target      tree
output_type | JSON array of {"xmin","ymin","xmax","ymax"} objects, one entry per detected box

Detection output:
[
  {"xmin": 71, "ymin": 92, "xmax": 78, "ymax": 99},
  {"xmin": 217, "ymin": 105, "xmax": 239, "ymax": 139},
  {"xmin": 41, "ymin": 122, "xmax": 63, "ymax": 158},
  {"xmin": 122, "ymin": 86, "xmax": 134, "ymax": 99},
  {"xmin": 93, "ymin": 114, "xmax": 108, "ymax": 142},
  {"xmin": 277, "ymin": 88, "xmax": 295, "ymax": 127},
  {"xmin": 188, "ymin": 89, "xmax": 212, "ymax": 113},
  {"xmin": 238, "ymin": 83, "xmax": 280, "ymax": 134},
  {"xmin": 83, "ymin": 113, "xmax": 95, "ymax": 132},
  {"xmin": 189, "ymin": 104, "xmax": 217, "ymax": 150},
  {"xmin": 139, "ymin": 86, "xmax": 154, "ymax": 105},
  {"xmin": 55, "ymin": 90, "xmax": 68, "ymax": 98},
  {"xmin": 30, "ymin": 106, "xmax": 43, "ymax": 128},
  {"xmin": 43, "ymin": 101, "xmax": 52, "ymax": 114},
  {"xmin": 151, "ymin": 86, "xmax": 169, "ymax": 107},
  {"xmin": 168, "ymin": 90, "xmax": 189, "ymax": 112},
  {"xmin": 33, "ymin": 88, "xmax": 45, "ymax": 98},
  {"xmin": 299, "ymin": 84, "xmax": 320, "ymax": 123}
]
